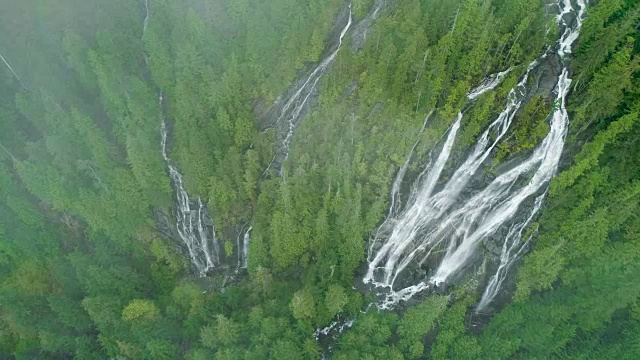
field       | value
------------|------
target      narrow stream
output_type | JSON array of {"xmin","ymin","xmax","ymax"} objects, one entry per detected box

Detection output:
[
  {"xmin": 0, "ymin": 53, "xmax": 26, "ymax": 89},
  {"xmin": 263, "ymin": 3, "xmax": 354, "ymax": 176}
]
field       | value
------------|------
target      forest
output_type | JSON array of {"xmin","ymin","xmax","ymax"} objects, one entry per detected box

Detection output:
[{"xmin": 0, "ymin": 0, "xmax": 638, "ymax": 359}]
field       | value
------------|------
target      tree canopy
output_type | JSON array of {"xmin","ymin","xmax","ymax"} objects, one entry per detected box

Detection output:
[{"xmin": 0, "ymin": 0, "xmax": 638, "ymax": 359}]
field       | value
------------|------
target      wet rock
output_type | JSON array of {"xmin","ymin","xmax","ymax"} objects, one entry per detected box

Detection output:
[{"xmin": 530, "ymin": 54, "xmax": 563, "ymax": 100}]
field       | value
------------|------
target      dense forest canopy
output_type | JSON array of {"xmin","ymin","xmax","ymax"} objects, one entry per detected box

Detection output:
[{"xmin": 0, "ymin": 0, "xmax": 638, "ymax": 359}]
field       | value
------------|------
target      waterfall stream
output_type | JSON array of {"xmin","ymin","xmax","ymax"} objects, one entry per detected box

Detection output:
[
  {"xmin": 0, "ymin": 52, "xmax": 27, "ymax": 90},
  {"xmin": 161, "ymin": 117, "xmax": 220, "ymax": 277},
  {"xmin": 146, "ymin": 0, "xmax": 368, "ymax": 276},
  {"xmin": 237, "ymin": 226, "xmax": 252, "ymax": 270},
  {"xmin": 364, "ymin": 0, "xmax": 586, "ymax": 311},
  {"xmin": 263, "ymin": 3, "xmax": 354, "ymax": 176},
  {"xmin": 141, "ymin": 0, "xmax": 225, "ymax": 277},
  {"xmin": 261, "ymin": 0, "xmax": 388, "ymax": 178},
  {"xmin": 143, "ymin": 0, "xmax": 150, "ymax": 35}
]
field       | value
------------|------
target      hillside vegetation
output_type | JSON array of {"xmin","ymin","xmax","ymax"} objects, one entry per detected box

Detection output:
[{"xmin": 0, "ymin": 0, "xmax": 638, "ymax": 359}]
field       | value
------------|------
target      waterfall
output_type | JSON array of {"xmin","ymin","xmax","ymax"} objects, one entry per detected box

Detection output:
[
  {"xmin": 263, "ymin": 0, "xmax": 389, "ymax": 177},
  {"xmin": 475, "ymin": 0, "xmax": 586, "ymax": 311},
  {"xmin": 237, "ymin": 226, "xmax": 252, "ymax": 270},
  {"xmin": 364, "ymin": 0, "xmax": 586, "ymax": 310},
  {"xmin": 389, "ymin": 111, "xmax": 433, "ymax": 215},
  {"xmin": 143, "ymin": 0, "xmax": 150, "ymax": 35},
  {"xmin": 143, "ymin": 2, "xmax": 221, "ymax": 277},
  {"xmin": 263, "ymin": 4, "xmax": 354, "ymax": 176},
  {"xmin": 161, "ymin": 116, "xmax": 220, "ymax": 277}
]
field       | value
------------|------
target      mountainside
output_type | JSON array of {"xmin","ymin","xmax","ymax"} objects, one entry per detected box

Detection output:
[{"xmin": 0, "ymin": 0, "xmax": 639, "ymax": 359}]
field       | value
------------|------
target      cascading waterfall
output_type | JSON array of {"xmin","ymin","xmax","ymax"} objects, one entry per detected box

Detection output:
[
  {"xmin": 262, "ymin": 0, "xmax": 387, "ymax": 177},
  {"xmin": 141, "ymin": 1, "xmax": 221, "ymax": 277},
  {"xmin": 146, "ymin": 0, "xmax": 374, "ymax": 277},
  {"xmin": 364, "ymin": 0, "xmax": 586, "ymax": 310},
  {"xmin": 161, "ymin": 117, "xmax": 220, "ymax": 277},
  {"xmin": 237, "ymin": 226, "xmax": 252, "ymax": 269},
  {"xmin": 476, "ymin": 191, "xmax": 545, "ymax": 310},
  {"xmin": 263, "ymin": 4, "xmax": 353, "ymax": 176},
  {"xmin": 476, "ymin": 0, "xmax": 586, "ymax": 311}
]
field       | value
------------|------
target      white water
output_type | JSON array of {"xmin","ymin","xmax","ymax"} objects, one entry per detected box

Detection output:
[
  {"xmin": 0, "ymin": 52, "xmax": 27, "ymax": 89},
  {"xmin": 315, "ymin": 318, "xmax": 356, "ymax": 340},
  {"xmin": 467, "ymin": 68, "xmax": 512, "ymax": 100},
  {"xmin": 264, "ymin": 4, "xmax": 353, "ymax": 176},
  {"xmin": 476, "ymin": 192, "xmax": 545, "ymax": 310},
  {"xmin": 143, "ymin": 0, "xmax": 150, "ymax": 35},
  {"xmin": 365, "ymin": 64, "xmax": 534, "ymax": 287},
  {"xmin": 364, "ymin": 0, "xmax": 586, "ymax": 310},
  {"xmin": 237, "ymin": 226, "xmax": 252, "ymax": 269},
  {"xmin": 141, "ymin": 1, "xmax": 222, "ymax": 277},
  {"xmin": 161, "ymin": 116, "xmax": 220, "ymax": 276},
  {"xmin": 475, "ymin": 0, "xmax": 586, "ymax": 310}
]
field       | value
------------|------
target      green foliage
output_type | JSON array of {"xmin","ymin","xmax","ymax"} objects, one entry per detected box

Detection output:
[
  {"xmin": 353, "ymin": 0, "xmax": 374, "ymax": 20},
  {"xmin": 571, "ymin": 40, "xmax": 639, "ymax": 131},
  {"xmin": 290, "ymin": 289, "xmax": 316, "ymax": 322},
  {"xmin": 224, "ymin": 240, "xmax": 234, "ymax": 258},
  {"xmin": 0, "ymin": 0, "xmax": 352, "ymax": 353},
  {"xmin": 430, "ymin": 295, "xmax": 480, "ymax": 360},
  {"xmin": 0, "ymin": 0, "xmax": 638, "ymax": 358},
  {"xmin": 494, "ymin": 96, "xmax": 551, "ymax": 164},
  {"xmin": 552, "ymin": 112, "xmax": 638, "ymax": 195},
  {"xmin": 122, "ymin": 299, "xmax": 160, "ymax": 322},
  {"xmin": 397, "ymin": 295, "xmax": 449, "ymax": 358},
  {"xmin": 325, "ymin": 284, "xmax": 348, "ymax": 318},
  {"xmin": 333, "ymin": 310, "xmax": 400, "ymax": 358},
  {"xmin": 201, "ymin": 315, "xmax": 239, "ymax": 349}
]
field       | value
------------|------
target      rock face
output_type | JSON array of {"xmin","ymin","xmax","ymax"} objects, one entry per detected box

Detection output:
[
  {"xmin": 154, "ymin": 207, "xmax": 178, "ymax": 243},
  {"xmin": 154, "ymin": 206, "xmax": 251, "ymax": 285},
  {"xmin": 529, "ymin": 53, "xmax": 564, "ymax": 100}
]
